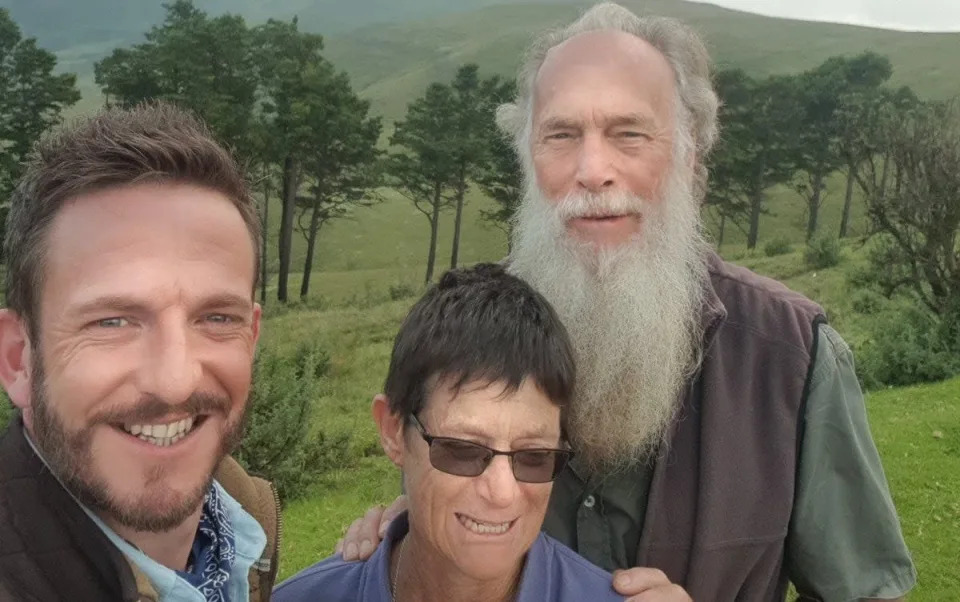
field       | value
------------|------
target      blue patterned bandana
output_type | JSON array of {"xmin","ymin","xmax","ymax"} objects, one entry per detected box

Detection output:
[{"xmin": 176, "ymin": 484, "xmax": 236, "ymax": 602}]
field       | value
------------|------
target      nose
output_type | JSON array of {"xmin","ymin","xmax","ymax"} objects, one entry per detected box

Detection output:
[
  {"xmin": 138, "ymin": 317, "xmax": 202, "ymax": 405},
  {"xmin": 576, "ymin": 132, "xmax": 616, "ymax": 193},
  {"xmin": 476, "ymin": 455, "xmax": 520, "ymax": 508}
]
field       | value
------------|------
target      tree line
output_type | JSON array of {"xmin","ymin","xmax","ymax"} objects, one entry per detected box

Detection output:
[{"xmin": 1, "ymin": 2, "xmax": 957, "ymax": 359}]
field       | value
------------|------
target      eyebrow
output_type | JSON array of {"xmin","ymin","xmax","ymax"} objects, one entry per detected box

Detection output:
[
  {"xmin": 69, "ymin": 292, "xmax": 252, "ymax": 317},
  {"xmin": 604, "ymin": 112, "xmax": 658, "ymax": 131},
  {"xmin": 443, "ymin": 421, "xmax": 555, "ymax": 445},
  {"xmin": 538, "ymin": 112, "xmax": 659, "ymax": 133},
  {"xmin": 538, "ymin": 116, "xmax": 582, "ymax": 133}
]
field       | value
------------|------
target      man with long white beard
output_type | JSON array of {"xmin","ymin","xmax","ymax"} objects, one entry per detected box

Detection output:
[{"xmin": 337, "ymin": 3, "xmax": 916, "ymax": 601}]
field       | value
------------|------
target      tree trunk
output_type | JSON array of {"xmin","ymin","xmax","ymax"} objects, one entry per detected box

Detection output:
[
  {"xmin": 717, "ymin": 212, "xmax": 727, "ymax": 248},
  {"xmin": 450, "ymin": 166, "xmax": 466, "ymax": 269},
  {"xmin": 277, "ymin": 156, "xmax": 298, "ymax": 303},
  {"xmin": 747, "ymin": 188, "xmax": 763, "ymax": 250},
  {"xmin": 300, "ymin": 190, "xmax": 323, "ymax": 300},
  {"xmin": 260, "ymin": 168, "xmax": 270, "ymax": 306},
  {"xmin": 839, "ymin": 163, "xmax": 856, "ymax": 238},
  {"xmin": 806, "ymin": 170, "xmax": 824, "ymax": 241},
  {"xmin": 425, "ymin": 182, "xmax": 442, "ymax": 285}
]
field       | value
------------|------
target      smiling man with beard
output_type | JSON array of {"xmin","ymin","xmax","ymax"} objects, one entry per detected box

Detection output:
[
  {"xmin": 338, "ymin": 3, "xmax": 916, "ymax": 601},
  {"xmin": 0, "ymin": 103, "xmax": 280, "ymax": 602}
]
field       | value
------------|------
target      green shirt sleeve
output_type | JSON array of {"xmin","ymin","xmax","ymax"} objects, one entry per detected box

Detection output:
[{"xmin": 786, "ymin": 324, "xmax": 917, "ymax": 601}]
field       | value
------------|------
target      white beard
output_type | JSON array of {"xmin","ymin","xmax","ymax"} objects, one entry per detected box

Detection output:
[{"xmin": 508, "ymin": 164, "xmax": 709, "ymax": 474}]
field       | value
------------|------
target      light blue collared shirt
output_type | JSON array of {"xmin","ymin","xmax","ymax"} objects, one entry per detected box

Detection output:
[
  {"xmin": 23, "ymin": 432, "xmax": 266, "ymax": 602},
  {"xmin": 83, "ymin": 482, "xmax": 267, "ymax": 602}
]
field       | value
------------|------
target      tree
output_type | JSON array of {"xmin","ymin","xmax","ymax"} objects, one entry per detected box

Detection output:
[
  {"xmin": 294, "ymin": 67, "xmax": 383, "ymax": 299},
  {"xmin": 856, "ymin": 97, "xmax": 960, "ymax": 327},
  {"xmin": 253, "ymin": 18, "xmax": 327, "ymax": 303},
  {"xmin": 0, "ymin": 8, "xmax": 80, "ymax": 216},
  {"xmin": 388, "ymin": 83, "xmax": 458, "ymax": 285},
  {"xmin": 94, "ymin": 1, "xmax": 258, "ymax": 158},
  {"xmin": 793, "ymin": 52, "xmax": 892, "ymax": 240},
  {"xmin": 475, "ymin": 79, "xmax": 522, "ymax": 251},
  {"xmin": 708, "ymin": 69, "xmax": 798, "ymax": 249},
  {"xmin": 836, "ymin": 83, "xmax": 917, "ymax": 238}
]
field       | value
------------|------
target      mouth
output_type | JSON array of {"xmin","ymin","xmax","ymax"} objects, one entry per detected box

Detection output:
[
  {"xmin": 456, "ymin": 513, "xmax": 516, "ymax": 536},
  {"xmin": 117, "ymin": 415, "xmax": 206, "ymax": 448}
]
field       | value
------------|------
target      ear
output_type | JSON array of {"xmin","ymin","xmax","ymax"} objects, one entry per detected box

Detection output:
[
  {"xmin": 0, "ymin": 310, "xmax": 34, "ymax": 427},
  {"xmin": 372, "ymin": 394, "xmax": 405, "ymax": 468}
]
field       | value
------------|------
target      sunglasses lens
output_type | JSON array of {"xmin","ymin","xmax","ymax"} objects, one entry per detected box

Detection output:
[
  {"xmin": 513, "ymin": 450, "xmax": 570, "ymax": 483},
  {"xmin": 430, "ymin": 439, "xmax": 491, "ymax": 477}
]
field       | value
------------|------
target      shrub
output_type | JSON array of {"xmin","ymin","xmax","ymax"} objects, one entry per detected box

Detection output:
[
  {"xmin": 389, "ymin": 282, "xmax": 419, "ymax": 301},
  {"xmin": 804, "ymin": 233, "xmax": 842, "ymax": 269},
  {"xmin": 857, "ymin": 305, "xmax": 960, "ymax": 389},
  {"xmin": 0, "ymin": 398, "xmax": 12, "ymax": 432},
  {"xmin": 850, "ymin": 290, "xmax": 883, "ymax": 315},
  {"xmin": 763, "ymin": 237, "xmax": 793, "ymax": 257},
  {"xmin": 235, "ymin": 342, "xmax": 350, "ymax": 503}
]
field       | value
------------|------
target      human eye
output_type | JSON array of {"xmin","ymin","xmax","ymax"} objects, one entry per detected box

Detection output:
[
  {"xmin": 94, "ymin": 317, "xmax": 129, "ymax": 328},
  {"xmin": 204, "ymin": 313, "xmax": 241, "ymax": 325},
  {"xmin": 615, "ymin": 129, "xmax": 650, "ymax": 140},
  {"xmin": 440, "ymin": 439, "xmax": 489, "ymax": 461},
  {"xmin": 515, "ymin": 450, "xmax": 553, "ymax": 468}
]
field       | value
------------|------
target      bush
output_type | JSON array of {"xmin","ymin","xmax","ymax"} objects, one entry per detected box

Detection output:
[
  {"xmin": 804, "ymin": 233, "xmax": 842, "ymax": 269},
  {"xmin": 850, "ymin": 290, "xmax": 883, "ymax": 315},
  {"xmin": 857, "ymin": 305, "xmax": 960, "ymax": 389},
  {"xmin": 0, "ymin": 398, "xmax": 12, "ymax": 432},
  {"xmin": 763, "ymin": 237, "xmax": 793, "ymax": 257},
  {"xmin": 389, "ymin": 282, "xmax": 419, "ymax": 301},
  {"xmin": 235, "ymin": 342, "xmax": 350, "ymax": 503}
]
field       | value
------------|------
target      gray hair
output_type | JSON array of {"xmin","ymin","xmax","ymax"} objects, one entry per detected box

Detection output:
[{"xmin": 498, "ymin": 2, "xmax": 720, "ymax": 190}]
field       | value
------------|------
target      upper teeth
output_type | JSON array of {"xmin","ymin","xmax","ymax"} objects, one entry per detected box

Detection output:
[
  {"xmin": 459, "ymin": 515, "xmax": 512, "ymax": 535},
  {"xmin": 123, "ymin": 417, "xmax": 195, "ymax": 446}
]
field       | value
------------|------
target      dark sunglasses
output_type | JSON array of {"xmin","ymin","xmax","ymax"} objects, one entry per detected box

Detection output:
[{"xmin": 409, "ymin": 414, "xmax": 573, "ymax": 484}]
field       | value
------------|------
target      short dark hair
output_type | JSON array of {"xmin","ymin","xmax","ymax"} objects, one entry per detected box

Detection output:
[
  {"xmin": 384, "ymin": 263, "xmax": 576, "ymax": 432},
  {"xmin": 3, "ymin": 101, "xmax": 261, "ymax": 337}
]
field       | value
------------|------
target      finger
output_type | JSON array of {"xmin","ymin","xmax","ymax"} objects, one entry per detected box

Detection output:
[
  {"xmin": 627, "ymin": 584, "xmax": 692, "ymax": 602},
  {"xmin": 612, "ymin": 568, "xmax": 671, "ymax": 595},
  {"xmin": 353, "ymin": 505, "xmax": 387, "ymax": 560},
  {"xmin": 378, "ymin": 495, "xmax": 409, "ymax": 537},
  {"xmin": 340, "ymin": 518, "xmax": 365, "ymax": 560},
  {"xmin": 334, "ymin": 538, "xmax": 344, "ymax": 554}
]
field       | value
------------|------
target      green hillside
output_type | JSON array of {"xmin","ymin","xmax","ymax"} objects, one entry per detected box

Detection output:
[{"xmin": 322, "ymin": 0, "xmax": 960, "ymax": 123}]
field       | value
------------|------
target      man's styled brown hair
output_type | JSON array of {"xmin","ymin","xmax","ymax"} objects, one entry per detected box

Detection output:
[{"xmin": 3, "ymin": 101, "xmax": 261, "ymax": 336}]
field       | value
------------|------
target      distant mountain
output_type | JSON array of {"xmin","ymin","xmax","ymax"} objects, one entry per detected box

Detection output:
[{"xmin": 3, "ymin": 0, "xmax": 958, "ymax": 122}]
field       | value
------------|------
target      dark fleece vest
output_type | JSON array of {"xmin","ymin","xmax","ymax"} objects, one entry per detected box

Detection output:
[{"xmin": 636, "ymin": 253, "xmax": 825, "ymax": 601}]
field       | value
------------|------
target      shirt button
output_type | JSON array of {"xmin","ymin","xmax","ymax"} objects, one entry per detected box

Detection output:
[{"xmin": 583, "ymin": 495, "xmax": 596, "ymax": 508}]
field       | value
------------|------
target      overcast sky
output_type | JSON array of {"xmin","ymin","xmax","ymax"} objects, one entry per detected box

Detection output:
[{"xmin": 690, "ymin": 0, "xmax": 960, "ymax": 32}]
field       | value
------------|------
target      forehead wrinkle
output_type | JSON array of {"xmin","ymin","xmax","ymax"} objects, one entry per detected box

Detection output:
[{"xmin": 533, "ymin": 30, "xmax": 677, "ymax": 120}]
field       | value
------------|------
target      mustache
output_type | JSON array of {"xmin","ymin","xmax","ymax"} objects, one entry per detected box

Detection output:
[
  {"xmin": 92, "ymin": 392, "xmax": 232, "ymax": 425},
  {"xmin": 554, "ymin": 191, "xmax": 648, "ymax": 220}
]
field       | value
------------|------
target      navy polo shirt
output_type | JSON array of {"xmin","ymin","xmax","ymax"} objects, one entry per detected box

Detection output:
[{"xmin": 274, "ymin": 512, "xmax": 625, "ymax": 602}]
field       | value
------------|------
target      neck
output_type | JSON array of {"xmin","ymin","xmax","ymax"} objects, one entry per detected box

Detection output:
[
  {"xmin": 104, "ymin": 506, "xmax": 204, "ymax": 571},
  {"xmin": 392, "ymin": 531, "xmax": 522, "ymax": 602}
]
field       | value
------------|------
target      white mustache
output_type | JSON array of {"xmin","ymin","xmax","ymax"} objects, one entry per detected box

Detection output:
[{"xmin": 554, "ymin": 191, "xmax": 648, "ymax": 221}]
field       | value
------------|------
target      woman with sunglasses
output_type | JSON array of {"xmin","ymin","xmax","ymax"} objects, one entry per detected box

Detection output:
[{"xmin": 274, "ymin": 263, "xmax": 624, "ymax": 602}]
